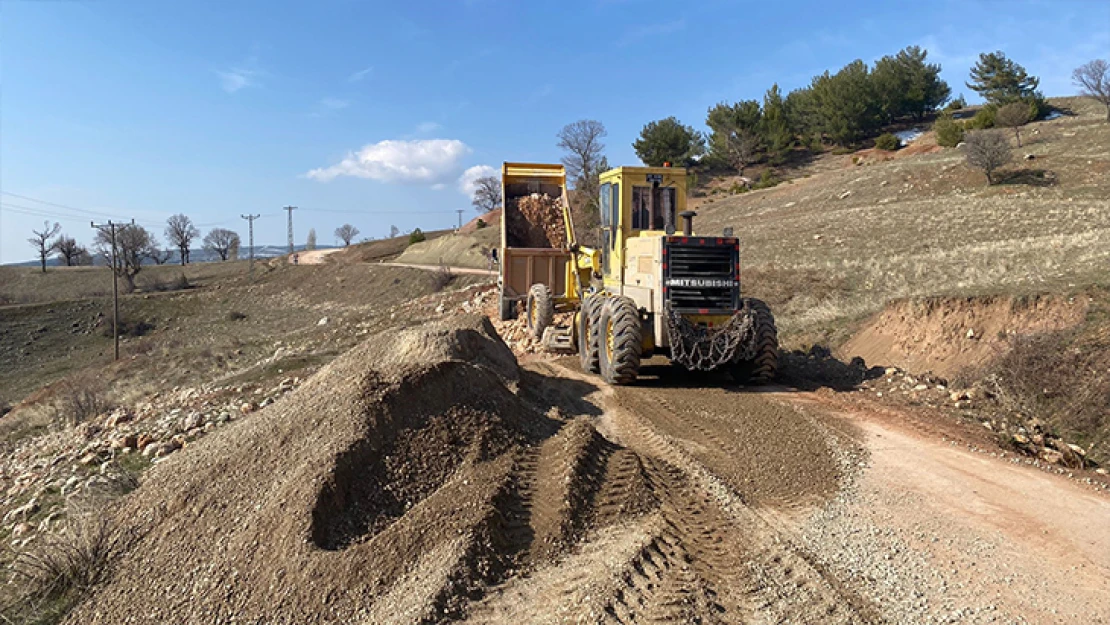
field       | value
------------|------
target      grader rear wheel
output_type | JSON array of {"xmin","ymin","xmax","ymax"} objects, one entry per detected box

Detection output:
[
  {"xmin": 578, "ymin": 296, "xmax": 602, "ymax": 373},
  {"xmin": 526, "ymin": 284, "xmax": 554, "ymax": 340},
  {"xmin": 599, "ymin": 297, "xmax": 641, "ymax": 385}
]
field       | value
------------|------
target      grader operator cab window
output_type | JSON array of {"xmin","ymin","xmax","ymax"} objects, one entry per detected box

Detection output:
[{"xmin": 631, "ymin": 186, "xmax": 676, "ymax": 231}]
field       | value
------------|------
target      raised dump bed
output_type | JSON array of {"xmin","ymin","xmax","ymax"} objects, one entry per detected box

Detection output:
[{"xmin": 498, "ymin": 162, "xmax": 573, "ymax": 320}]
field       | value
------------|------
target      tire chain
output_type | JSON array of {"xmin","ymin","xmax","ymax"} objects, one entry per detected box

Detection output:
[{"xmin": 665, "ymin": 303, "xmax": 755, "ymax": 371}]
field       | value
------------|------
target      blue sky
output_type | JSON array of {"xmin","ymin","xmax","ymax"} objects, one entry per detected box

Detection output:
[{"xmin": 2, "ymin": 0, "xmax": 1107, "ymax": 263}]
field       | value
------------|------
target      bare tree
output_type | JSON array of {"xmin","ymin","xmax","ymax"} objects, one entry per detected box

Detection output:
[
  {"xmin": 144, "ymin": 241, "xmax": 172, "ymax": 265},
  {"xmin": 389, "ymin": 225, "xmax": 400, "ymax": 238},
  {"xmin": 995, "ymin": 102, "xmax": 1031, "ymax": 147},
  {"xmin": 54, "ymin": 236, "xmax": 87, "ymax": 267},
  {"xmin": 1073, "ymin": 59, "xmax": 1110, "ymax": 122},
  {"xmin": 228, "ymin": 236, "xmax": 240, "ymax": 261},
  {"xmin": 964, "ymin": 130, "xmax": 1013, "ymax": 185},
  {"xmin": 95, "ymin": 224, "xmax": 152, "ymax": 292},
  {"xmin": 306, "ymin": 228, "xmax": 317, "ymax": 251},
  {"xmin": 335, "ymin": 224, "xmax": 359, "ymax": 246},
  {"xmin": 471, "ymin": 176, "xmax": 502, "ymax": 213},
  {"xmin": 164, "ymin": 214, "xmax": 199, "ymax": 265},
  {"xmin": 723, "ymin": 126, "xmax": 761, "ymax": 176},
  {"xmin": 28, "ymin": 221, "xmax": 62, "ymax": 273},
  {"xmin": 203, "ymin": 228, "xmax": 239, "ymax": 261},
  {"xmin": 557, "ymin": 120, "xmax": 607, "ymax": 209}
]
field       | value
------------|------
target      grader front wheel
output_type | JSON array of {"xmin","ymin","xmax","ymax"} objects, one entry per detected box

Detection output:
[
  {"xmin": 599, "ymin": 297, "xmax": 641, "ymax": 385},
  {"xmin": 526, "ymin": 284, "xmax": 554, "ymax": 340},
  {"xmin": 578, "ymin": 296, "xmax": 602, "ymax": 373}
]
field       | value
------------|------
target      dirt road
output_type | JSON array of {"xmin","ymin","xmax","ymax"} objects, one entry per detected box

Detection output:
[
  {"xmin": 385, "ymin": 261, "xmax": 497, "ymax": 276},
  {"xmin": 506, "ymin": 358, "xmax": 1110, "ymax": 624}
]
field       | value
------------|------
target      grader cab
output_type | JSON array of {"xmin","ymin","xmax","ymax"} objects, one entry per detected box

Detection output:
[{"xmin": 502, "ymin": 162, "xmax": 778, "ymax": 385}]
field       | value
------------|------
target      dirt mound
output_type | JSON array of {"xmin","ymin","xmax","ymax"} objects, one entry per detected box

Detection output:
[
  {"xmin": 506, "ymin": 195, "xmax": 565, "ymax": 248},
  {"xmin": 63, "ymin": 316, "xmax": 671, "ymax": 623},
  {"xmin": 64, "ymin": 316, "xmax": 548, "ymax": 623},
  {"xmin": 839, "ymin": 294, "xmax": 1089, "ymax": 378}
]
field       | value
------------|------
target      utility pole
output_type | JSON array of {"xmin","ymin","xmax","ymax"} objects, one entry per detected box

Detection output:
[
  {"xmin": 283, "ymin": 205, "xmax": 297, "ymax": 254},
  {"xmin": 456, "ymin": 209, "xmax": 464, "ymax": 231},
  {"xmin": 91, "ymin": 219, "xmax": 133, "ymax": 361},
  {"xmin": 241, "ymin": 214, "xmax": 260, "ymax": 279}
]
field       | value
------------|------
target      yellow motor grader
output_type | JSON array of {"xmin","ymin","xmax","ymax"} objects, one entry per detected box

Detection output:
[{"xmin": 498, "ymin": 162, "xmax": 777, "ymax": 385}]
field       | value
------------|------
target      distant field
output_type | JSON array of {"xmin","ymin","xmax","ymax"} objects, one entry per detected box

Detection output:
[
  {"xmin": 0, "ymin": 259, "xmax": 258, "ymax": 306},
  {"xmin": 695, "ymin": 97, "xmax": 1110, "ymax": 345}
]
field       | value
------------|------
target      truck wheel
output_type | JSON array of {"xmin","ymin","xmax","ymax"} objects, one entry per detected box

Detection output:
[
  {"xmin": 732, "ymin": 298, "xmax": 778, "ymax": 384},
  {"xmin": 526, "ymin": 284, "xmax": 554, "ymax": 340},
  {"xmin": 599, "ymin": 297, "xmax": 641, "ymax": 385},
  {"xmin": 578, "ymin": 296, "xmax": 602, "ymax": 373}
]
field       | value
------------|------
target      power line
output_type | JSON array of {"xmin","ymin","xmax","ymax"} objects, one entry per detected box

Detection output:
[{"xmin": 297, "ymin": 207, "xmax": 457, "ymax": 215}]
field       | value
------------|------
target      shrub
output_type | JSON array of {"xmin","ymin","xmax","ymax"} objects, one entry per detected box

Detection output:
[
  {"xmin": 934, "ymin": 114, "xmax": 966, "ymax": 147},
  {"xmin": 751, "ymin": 170, "xmax": 780, "ymax": 190},
  {"xmin": 728, "ymin": 182, "xmax": 749, "ymax": 194},
  {"xmin": 475, "ymin": 219, "xmax": 487, "ymax": 229},
  {"xmin": 99, "ymin": 313, "xmax": 153, "ymax": 338},
  {"xmin": 980, "ymin": 329, "xmax": 1109, "ymax": 462},
  {"xmin": 875, "ymin": 133, "xmax": 901, "ymax": 151},
  {"xmin": 432, "ymin": 262, "xmax": 454, "ymax": 292},
  {"xmin": 964, "ymin": 130, "xmax": 1012, "ymax": 185},
  {"xmin": 944, "ymin": 95, "xmax": 968, "ymax": 111},
  {"xmin": 50, "ymin": 375, "xmax": 112, "ymax": 427},
  {"xmin": 408, "ymin": 228, "xmax": 426, "ymax": 245},
  {"xmin": 966, "ymin": 104, "xmax": 997, "ymax": 129}
]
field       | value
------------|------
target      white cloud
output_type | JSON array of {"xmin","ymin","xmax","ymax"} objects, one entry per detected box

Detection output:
[
  {"xmin": 348, "ymin": 67, "xmax": 373, "ymax": 82},
  {"xmin": 217, "ymin": 68, "xmax": 258, "ymax": 93},
  {"xmin": 319, "ymin": 98, "xmax": 351, "ymax": 110},
  {"xmin": 431, "ymin": 183, "xmax": 446, "ymax": 190},
  {"xmin": 457, "ymin": 164, "xmax": 498, "ymax": 196},
  {"xmin": 306, "ymin": 139, "xmax": 472, "ymax": 183},
  {"xmin": 415, "ymin": 121, "xmax": 442, "ymax": 134}
]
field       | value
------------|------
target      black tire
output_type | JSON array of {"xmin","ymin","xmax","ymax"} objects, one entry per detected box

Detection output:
[
  {"xmin": 578, "ymin": 296, "xmax": 602, "ymax": 373},
  {"xmin": 732, "ymin": 298, "xmax": 778, "ymax": 384},
  {"xmin": 526, "ymin": 284, "xmax": 554, "ymax": 340},
  {"xmin": 599, "ymin": 297, "xmax": 642, "ymax": 385}
]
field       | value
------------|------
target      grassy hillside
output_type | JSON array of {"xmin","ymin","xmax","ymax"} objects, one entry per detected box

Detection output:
[{"xmin": 695, "ymin": 97, "xmax": 1110, "ymax": 345}]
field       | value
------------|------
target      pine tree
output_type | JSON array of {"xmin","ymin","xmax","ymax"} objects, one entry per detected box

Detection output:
[
  {"xmin": 967, "ymin": 51, "xmax": 1040, "ymax": 106},
  {"xmin": 809, "ymin": 60, "xmax": 880, "ymax": 146},
  {"xmin": 760, "ymin": 84, "xmax": 794, "ymax": 165},
  {"xmin": 872, "ymin": 46, "xmax": 950, "ymax": 121},
  {"xmin": 706, "ymin": 100, "xmax": 763, "ymax": 175},
  {"xmin": 632, "ymin": 117, "xmax": 706, "ymax": 166}
]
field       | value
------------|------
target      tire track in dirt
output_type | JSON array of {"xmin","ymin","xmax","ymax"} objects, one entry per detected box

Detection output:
[{"xmin": 535, "ymin": 360, "xmax": 881, "ymax": 624}]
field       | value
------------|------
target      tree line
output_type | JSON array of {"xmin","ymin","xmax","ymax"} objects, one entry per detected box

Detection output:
[{"xmin": 626, "ymin": 48, "xmax": 1109, "ymax": 178}]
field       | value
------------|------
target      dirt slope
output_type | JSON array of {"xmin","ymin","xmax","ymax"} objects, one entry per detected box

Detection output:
[{"xmin": 840, "ymin": 293, "xmax": 1089, "ymax": 377}]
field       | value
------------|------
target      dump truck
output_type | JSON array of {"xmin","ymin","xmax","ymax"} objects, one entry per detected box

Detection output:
[
  {"xmin": 497, "ymin": 163, "xmax": 577, "ymax": 322},
  {"xmin": 501, "ymin": 162, "xmax": 778, "ymax": 384}
]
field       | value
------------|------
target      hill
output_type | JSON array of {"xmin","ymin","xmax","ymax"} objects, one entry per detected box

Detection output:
[{"xmin": 692, "ymin": 96, "xmax": 1110, "ymax": 346}]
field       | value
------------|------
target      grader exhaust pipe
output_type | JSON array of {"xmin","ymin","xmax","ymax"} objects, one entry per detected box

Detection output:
[{"xmin": 679, "ymin": 210, "xmax": 696, "ymax": 236}]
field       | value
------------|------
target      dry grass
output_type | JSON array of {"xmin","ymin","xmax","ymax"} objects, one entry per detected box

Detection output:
[
  {"xmin": 3, "ymin": 493, "xmax": 137, "ymax": 624},
  {"xmin": 698, "ymin": 97, "xmax": 1110, "ymax": 346},
  {"xmin": 47, "ymin": 374, "xmax": 113, "ymax": 427},
  {"xmin": 0, "ymin": 260, "xmax": 256, "ymax": 307}
]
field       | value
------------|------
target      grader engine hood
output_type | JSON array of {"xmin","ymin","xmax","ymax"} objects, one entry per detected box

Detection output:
[{"xmin": 662, "ymin": 236, "xmax": 741, "ymax": 314}]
